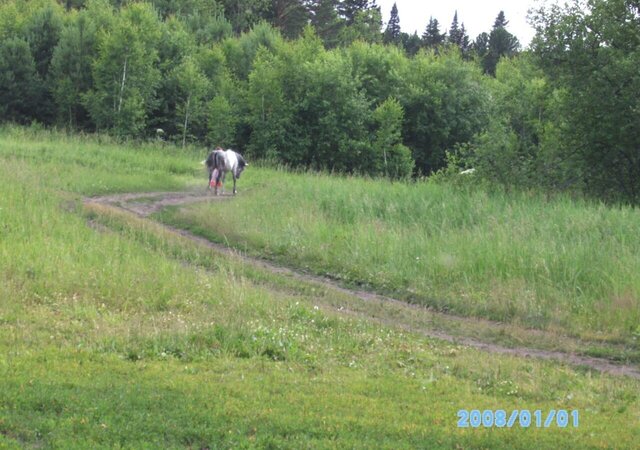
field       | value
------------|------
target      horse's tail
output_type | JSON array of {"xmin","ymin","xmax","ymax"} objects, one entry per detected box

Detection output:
[
  {"xmin": 205, "ymin": 151, "xmax": 215, "ymax": 170},
  {"xmin": 213, "ymin": 150, "xmax": 223, "ymax": 170}
]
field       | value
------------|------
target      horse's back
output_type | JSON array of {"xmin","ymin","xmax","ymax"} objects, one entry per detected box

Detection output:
[
  {"xmin": 210, "ymin": 149, "xmax": 241, "ymax": 173},
  {"xmin": 224, "ymin": 150, "xmax": 238, "ymax": 171}
]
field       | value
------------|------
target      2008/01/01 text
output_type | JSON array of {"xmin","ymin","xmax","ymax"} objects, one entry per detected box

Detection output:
[{"xmin": 457, "ymin": 409, "xmax": 579, "ymax": 428}]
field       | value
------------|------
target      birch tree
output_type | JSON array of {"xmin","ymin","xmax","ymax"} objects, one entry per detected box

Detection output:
[
  {"xmin": 83, "ymin": 2, "xmax": 161, "ymax": 136},
  {"xmin": 173, "ymin": 56, "xmax": 210, "ymax": 147},
  {"xmin": 50, "ymin": 1, "xmax": 113, "ymax": 128}
]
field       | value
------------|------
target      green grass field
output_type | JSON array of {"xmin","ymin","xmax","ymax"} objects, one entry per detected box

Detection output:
[
  {"xmin": 1, "ymin": 126, "xmax": 639, "ymax": 448},
  {"xmin": 160, "ymin": 167, "xmax": 640, "ymax": 346}
]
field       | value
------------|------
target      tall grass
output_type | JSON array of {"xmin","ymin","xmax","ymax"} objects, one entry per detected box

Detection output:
[
  {"xmin": 0, "ymin": 124, "xmax": 203, "ymax": 194},
  {"xmin": 163, "ymin": 167, "xmax": 640, "ymax": 341}
]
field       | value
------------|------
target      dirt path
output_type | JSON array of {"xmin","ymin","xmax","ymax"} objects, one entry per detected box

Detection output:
[{"xmin": 84, "ymin": 190, "xmax": 640, "ymax": 380}]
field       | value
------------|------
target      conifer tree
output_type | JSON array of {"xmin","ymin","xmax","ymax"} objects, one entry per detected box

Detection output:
[
  {"xmin": 459, "ymin": 23, "xmax": 470, "ymax": 54},
  {"xmin": 473, "ymin": 31, "xmax": 489, "ymax": 58},
  {"xmin": 309, "ymin": 0, "xmax": 343, "ymax": 47},
  {"xmin": 447, "ymin": 11, "xmax": 462, "ymax": 47},
  {"xmin": 50, "ymin": 13, "xmax": 99, "ymax": 128},
  {"xmin": 220, "ymin": 0, "xmax": 271, "ymax": 33},
  {"xmin": 482, "ymin": 10, "xmax": 519, "ymax": 75},
  {"xmin": 338, "ymin": 0, "xmax": 369, "ymax": 25},
  {"xmin": 446, "ymin": 11, "xmax": 470, "ymax": 55},
  {"xmin": 338, "ymin": 3, "xmax": 382, "ymax": 45},
  {"xmin": 494, "ymin": 10, "xmax": 508, "ymax": 28},
  {"xmin": 401, "ymin": 31, "xmax": 421, "ymax": 56},
  {"xmin": 24, "ymin": 4, "xmax": 64, "ymax": 123},
  {"xmin": 267, "ymin": 0, "xmax": 310, "ymax": 39},
  {"xmin": 422, "ymin": 17, "xmax": 445, "ymax": 49},
  {"xmin": 0, "ymin": 38, "xmax": 41, "ymax": 123},
  {"xmin": 383, "ymin": 2, "xmax": 400, "ymax": 44}
]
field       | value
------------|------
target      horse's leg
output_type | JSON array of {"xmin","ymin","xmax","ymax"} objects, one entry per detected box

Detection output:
[
  {"xmin": 214, "ymin": 170, "xmax": 220, "ymax": 195},
  {"xmin": 217, "ymin": 170, "xmax": 226, "ymax": 195},
  {"xmin": 233, "ymin": 173, "xmax": 237, "ymax": 195}
]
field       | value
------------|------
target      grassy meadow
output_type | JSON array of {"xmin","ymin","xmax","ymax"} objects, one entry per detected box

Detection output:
[
  {"xmin": 1, "ymin": 126, "xmax": 639, "ymax": 448},
  {"xmin": 160, "ymin": 167, "xmax": 640, "ymax": 346}
]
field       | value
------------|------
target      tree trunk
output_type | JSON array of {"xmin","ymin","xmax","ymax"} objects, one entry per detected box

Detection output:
[
  {"xmin": 182, "ymin": 95, "xmax": 191, "ymax": 148},
  {"xmin": 117, "ymin": 55, "xmax": 128, "ymax": 113}
]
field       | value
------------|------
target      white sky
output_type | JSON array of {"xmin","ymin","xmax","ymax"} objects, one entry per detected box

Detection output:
[{"xmin": 377, "ymin": 0, "xmax": 545, "ymax": 48}]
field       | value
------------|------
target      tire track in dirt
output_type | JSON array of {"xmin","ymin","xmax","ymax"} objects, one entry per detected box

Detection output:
[{"xmin": 84, "ymin": 190, "xmax": 640, "ymax": 380}]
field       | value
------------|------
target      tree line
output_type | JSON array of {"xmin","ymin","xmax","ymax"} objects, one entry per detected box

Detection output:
[{"xmin": 1, "ymin": 0, "xmax": 639, "ymax": 203}]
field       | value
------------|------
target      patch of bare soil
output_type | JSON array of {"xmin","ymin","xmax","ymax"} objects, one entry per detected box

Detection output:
[
  {"xmin": 86, "ymin": 189, "xmax": 232, "ymax": 217},
  {"xmin": 83, "ymin": 191, "xmax": 640, "ymax": 379}
]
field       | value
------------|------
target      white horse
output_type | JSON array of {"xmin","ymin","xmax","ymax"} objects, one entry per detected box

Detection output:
[{"xmin": 204, "ymin": 147, "xmax": 248, "ymax": 195}]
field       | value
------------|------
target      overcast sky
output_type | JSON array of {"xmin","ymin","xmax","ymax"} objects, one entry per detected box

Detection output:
[{"xmin": 377, "ymin": 0, "xmax": 546, "ymax": 48}]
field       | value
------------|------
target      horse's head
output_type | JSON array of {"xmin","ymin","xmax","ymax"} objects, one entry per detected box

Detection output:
[{"xmin": 235, "ymin": 154, "xmax": 248, "ymax": 179}]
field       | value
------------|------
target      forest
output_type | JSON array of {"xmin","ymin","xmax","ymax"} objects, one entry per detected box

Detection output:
[{"xmin": 1, "ymin": 0, "xmax": 639, "ymax": 203}]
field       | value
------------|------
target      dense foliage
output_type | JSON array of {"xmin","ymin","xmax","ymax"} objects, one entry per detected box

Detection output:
[
  {"xmin": 1, "ymin": 0, "xmax": 639, "ymax": 201},
  {"xmin": 530, "ymin": 0, "xmax": 640, "ymax": 202}
]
